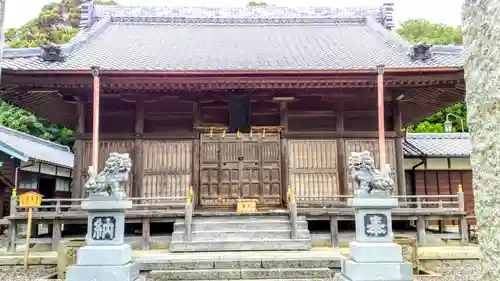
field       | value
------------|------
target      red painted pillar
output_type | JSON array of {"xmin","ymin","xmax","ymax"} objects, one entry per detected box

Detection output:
[
  {"xmin": 376, "ymin": 65, "xmax": 386, "ymax": 171},
  {"xmin": 91, "ymin": 66, "xmax": 101, "ymax": 170}
]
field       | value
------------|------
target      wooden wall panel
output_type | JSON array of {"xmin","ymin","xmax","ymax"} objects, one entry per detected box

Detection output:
[
  {"xmin": 142, "ymin": 140, "xmax": 192, "ymax": 198},
  {"xmin": 411, "ymin": 170, "xmax": 475, "ymax": 224},
  {"xmin": 345, "ymin": 139, "xmax": 397, "ymax": 195},
  {"xmin": 288, "ymin": 140, "xmax": 340, "ymax": 200},
  {"xmin": 80, "ymin": 140, "xmax": 135, "ymax": 197}
]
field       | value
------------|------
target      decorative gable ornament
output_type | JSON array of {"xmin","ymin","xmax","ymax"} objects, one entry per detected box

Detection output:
[
  {"xmin": 40, "ymin": 43, "xmax": 65, "ymax": 62},
  {"xmin": 409, "ymin": 43, "xmax": 433, "ymax": 62}
]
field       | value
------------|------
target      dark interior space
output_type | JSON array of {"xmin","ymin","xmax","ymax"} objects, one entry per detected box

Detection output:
[
  {"xmin": 229, "ymin": 95, "xmax": 251, "ymax": 133},
  {"xmin": 38, "ymin": 176, "xmax": 56, "ymax": 199}
]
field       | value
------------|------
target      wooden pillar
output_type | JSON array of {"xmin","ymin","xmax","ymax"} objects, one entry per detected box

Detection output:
[
  {"xmin": 7, "ymin": 220, "xmax": 16, "ymax": 252},
  {"xmin": 393, "ymin": 98, "xmax": 406, "ymax": 195},
  {"xmin": 133, "ymin": 99, "xmax": 145, "ymax": 198},
  {"xmin": 416, "ymin": 217, "xmax": 426, "ymax": 245},
  {"xmin": 336, "ymin": 101, "xmax": 347, "ymax": 195},
  {"xmin": 279, "ymin": 101, "xmax": 289, "ymax": 202},
  {"xmin": 142, "ymin": 217, "xmax": 150, "ymax": 250},
  {"xmin": 72, "ymin": 98, "xmax": 86, "ymax": 199},
  {"xmin": 192, "ymin": 101, "xmax": 200, "ymax": 206},
  {"xmin": 330, "ymin": 215, "xmax": 339, "ymax": 248},
  {"xmin": 52, "ymin": 219, "xmax": 61, "ymax": 251},
  {"xmin": 459, "ymin": 216, "xmax": 469, "ymax": 245}
]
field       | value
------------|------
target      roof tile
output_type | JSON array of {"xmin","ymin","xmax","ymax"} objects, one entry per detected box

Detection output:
[
  {"xmin": 404, "ymin": 133, "xmax": 471, "ymax": 157},
  {"xmin": 1, "ymin": 5, "xmax": 463, "ymax": 71}
]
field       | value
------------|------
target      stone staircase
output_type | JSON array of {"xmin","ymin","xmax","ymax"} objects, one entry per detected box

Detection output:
[
  {"xmin": 138, "ymin": 250, "xmax": 343, "ymax": 281},
  {"xmin": 169, "ymin": 215, "xmax": 312, "ymax": 252}
]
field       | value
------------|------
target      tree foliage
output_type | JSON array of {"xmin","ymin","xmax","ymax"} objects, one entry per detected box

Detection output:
[
  {"xmin": 397, "ymin": 20, "xmax": 466, "ymax": 133},
  {"xmin": 0, "ymin": 101, "xmax": 74, "ymax": 147},
  {"xmin": 396, "ymin": 19, "xmax": 463, "ymax": 45},
  {"xmin": 2, "ymin": 0, "xmax": 118, "ymax": 149}
]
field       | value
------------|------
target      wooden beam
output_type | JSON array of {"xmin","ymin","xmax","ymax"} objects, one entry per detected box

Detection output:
[
  {"xmin": 133, "ymin": 99, "xmax": 145, "ymax": 198},
  {"xmin": 74, "ymin": 132, "xmax": 197, "ymax": 140},
  {"xmin": 283, "ymin": 131, "xmax": 399, "ymax": 139},
  {"xmin": 2, "ymin": 73, "xmax": 462, "ymax": 90}
]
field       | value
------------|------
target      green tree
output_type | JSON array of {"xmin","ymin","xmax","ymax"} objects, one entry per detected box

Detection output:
[
  {"xmin": 5, "ymin": 0, "xmax": 118, "ymax": 48},
  {"xmin": 397, "ymin": 19, "xmax": 462, "ymax": 45},
  {"xmin": 0, "ymin": 101, "xmax": 74, "ymax": 148},
  {"xmin": 2, "ymin": 0, "xmax": 118, "ymax": 148},
  {"xmin": 397, "ymin": 20, "xmax": 466, "ymax": 133}
]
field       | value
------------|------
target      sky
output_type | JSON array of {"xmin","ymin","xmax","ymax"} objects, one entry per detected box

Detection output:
[{"xmin": 4, "ymin": 0, "xmax": 463, "ymax": 29}]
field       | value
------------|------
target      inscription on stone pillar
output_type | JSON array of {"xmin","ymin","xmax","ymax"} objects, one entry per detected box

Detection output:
[
  {"xmin": 91, "ymin": 216, "xmax": 116, "ymax": 241},
  {"xmin": 364, "ymin": 214, "xmax": 388, "ymax": 237}
]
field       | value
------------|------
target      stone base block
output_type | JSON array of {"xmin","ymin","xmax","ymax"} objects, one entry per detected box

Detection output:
[
  {"xmin": 349, "ymin": 241, "xmax": 403, "ymax": 263},
  {"xmin": 77, "ymin": 244, "xmax": 132, "ymax": 265},
  {"xmin": 82, "ymin": 198, "xmax": 133, "ymax": 210},
  {"xmin": 348, "ymin": 197, "xmax": 398, "ymax": 208},
  {"xmin": 341, "ymin": 260, "xmax": 413, "ymax": 281},
  {"xmin": 66, "ymin": 261, "xmax": 140, "ymax": 281}
]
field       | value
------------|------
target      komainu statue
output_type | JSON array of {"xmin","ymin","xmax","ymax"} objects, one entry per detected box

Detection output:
[
  {"xmin": 84, "ymin": 153, "xmax": 132, "ymax": 199},
  {"xmin": 348, "ymin": 151, "xmax": 395, "ymax": 197}
]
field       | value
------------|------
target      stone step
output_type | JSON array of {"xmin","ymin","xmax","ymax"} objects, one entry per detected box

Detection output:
[
  {"xmin": 148, "ymin": 279, "xmax": 331, "ymax": 281},
  {"xmin": 147, "ymin": 267, "xmax": 333, "ymax": 280},
  {"xmin": 169, "ymin": 239, "xmax": 312, "ymax": 252},
  {"xmin": 190, "ymin": 215, "xmax": 307, "ymax": 222},
  {"xmin": 172, "ymin": 230, "xmax": 311, "ymax": 241},
  {"xmin": 139, "ymin": 251, "xmax": 343, "ymax": 271},
  {"xmin": 174, "ymin": 220, "xmax": 309, "ymax": 232}
]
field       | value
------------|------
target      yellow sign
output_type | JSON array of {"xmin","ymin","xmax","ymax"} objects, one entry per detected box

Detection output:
[
  {"xmin": 19, "ymin": 191, "xmax": 43, "ymax": 271},
  {"xmin": 19, "ymin": 191, "xmax": 43, "ymax": 208},
  {"xmin": 237, "ymin": 199, "xmax": 258, "ymax": 213}
]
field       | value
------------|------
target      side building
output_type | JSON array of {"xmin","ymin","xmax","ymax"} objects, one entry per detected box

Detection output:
[
  {"xmin": 404, "ymin": 133, "xmax": 474, "ymax": 224},
  {"xmin": 0, "ymin": 125, "xmax": 74, "ymax": 219}
]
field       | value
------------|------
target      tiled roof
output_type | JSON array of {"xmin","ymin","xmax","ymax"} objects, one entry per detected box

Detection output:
[
  {"xmin": 0, "ymin": 126, "xmax": 74, "ymax": 168},
  {"xmin": 404, "ymin": 133, "xmax": 471, "ymax": 158},
  {"xmin": 1, "ymin": 4, "xmax": 464, "ymax": 71}
]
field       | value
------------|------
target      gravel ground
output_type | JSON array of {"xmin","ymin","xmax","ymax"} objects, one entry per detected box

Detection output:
[
  {"xmin": 0, "ymin": 232, "xmax": 481, "ymax": 281},
  {"xmin": 0, "ymin": 267, "xmax": 55, "ymax": 281},
  {"xmin": 414, "ymin": 262, "xmax": 480, "ymax": 281}
]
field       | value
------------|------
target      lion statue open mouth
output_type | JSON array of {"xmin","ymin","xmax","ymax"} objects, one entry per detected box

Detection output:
[
  {"xmin": 84, "ymin": 153, "xmax": 132, "ymax": 199},
  {"xmin": 348, "ymin": 151, "xmax": 395, "ymax": 197}
]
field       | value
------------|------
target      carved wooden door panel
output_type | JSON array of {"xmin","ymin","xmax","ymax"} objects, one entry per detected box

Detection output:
[{"xmin": 199, "ymin": 133, "xmax": 281, "ymax": 208}]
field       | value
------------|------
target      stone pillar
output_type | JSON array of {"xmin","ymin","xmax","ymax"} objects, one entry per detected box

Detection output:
[
  {"xmin": 66, "ymin": 196, "xmax": 143, "ymax": 281},
  {"xmin": 335, "ymin": 197, "xmax": 413, "ymax": 281}
]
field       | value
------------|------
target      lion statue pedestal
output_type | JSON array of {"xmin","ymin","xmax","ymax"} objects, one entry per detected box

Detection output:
[
  {"xmin": 66, "ymin": 153, "xmax": 143, "ymax": 281},
  {"xmin": 334, "ymin": 151, "xmax": 413, "ymax": 281}
]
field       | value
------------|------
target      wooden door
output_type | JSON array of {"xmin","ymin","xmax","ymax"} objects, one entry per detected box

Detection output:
[{"xmin": 199, "ymin": 133, "xmax": 281, "ymax": 207}]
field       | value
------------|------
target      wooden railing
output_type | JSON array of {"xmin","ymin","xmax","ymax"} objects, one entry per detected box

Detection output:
[
  {"xmin": 6, "ymin": 188, "xmax": 195, "ymax": 252},
  {"xmin": 295, "ymin": 194, "xmax": 465, "ymax": 212},
  {"xmin": 9, "ymin": 195, "xmax": 188, "ymax": 216}
]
